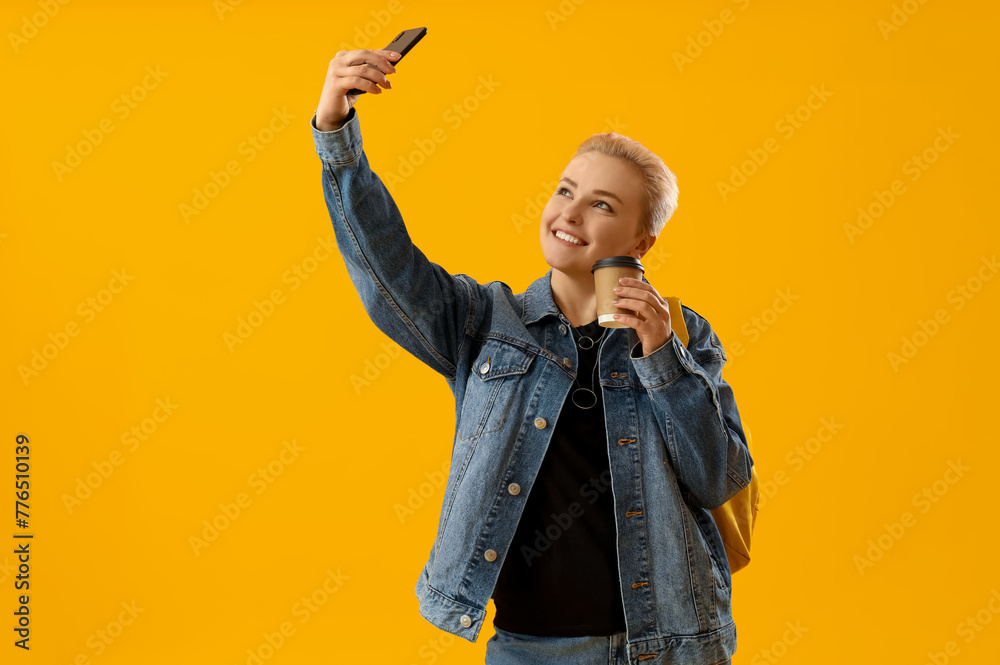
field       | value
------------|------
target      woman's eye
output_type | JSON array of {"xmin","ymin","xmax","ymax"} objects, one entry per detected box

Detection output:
[{"xmin": 556, "ymin": 187, "xmax": 614, "ymax": 212}]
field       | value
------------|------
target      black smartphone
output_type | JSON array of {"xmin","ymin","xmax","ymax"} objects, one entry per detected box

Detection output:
[{"xmin": 346, "ymin": 27, "xmax": 427, "ymax": 96}]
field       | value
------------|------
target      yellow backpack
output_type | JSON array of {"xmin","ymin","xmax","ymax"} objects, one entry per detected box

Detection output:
[{"xmin": 666, "ymin": 297, "xmax": 760, "ymax": 574}]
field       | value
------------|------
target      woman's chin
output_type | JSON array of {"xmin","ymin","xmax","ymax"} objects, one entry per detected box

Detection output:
[{"xmin": 542, "ymin": 255, "xmax": 592, "ymax": 278}]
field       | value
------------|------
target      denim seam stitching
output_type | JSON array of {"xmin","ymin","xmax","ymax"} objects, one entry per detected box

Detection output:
[{"xmin": 325, "ymin": 162, "xmax": 459, "ymax": 380}]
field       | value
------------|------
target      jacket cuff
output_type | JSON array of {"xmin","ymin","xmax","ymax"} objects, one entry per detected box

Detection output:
[
  {"xmin": 311, "ymin": 107, "xmax": 362, "ymax": 164},
  {"xmin": 629, "ymin": 330, "xmax": 694, "ymax": 388}
]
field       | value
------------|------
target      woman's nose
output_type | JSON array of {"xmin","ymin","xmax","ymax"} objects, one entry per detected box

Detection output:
[{"xmin": 560, "ymin": 201, "xmax": 584, "ymax": 223}]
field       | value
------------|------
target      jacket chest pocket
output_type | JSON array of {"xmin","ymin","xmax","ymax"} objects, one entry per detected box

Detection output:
[{"xmin": 458, "ymin": 338, "xmax": 536, "ymax": 442}]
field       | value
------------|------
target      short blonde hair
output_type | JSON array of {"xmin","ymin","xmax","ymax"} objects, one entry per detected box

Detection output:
[{"xmin": 573, "ymin": 133, "xmax": 678, "ymax": 239}]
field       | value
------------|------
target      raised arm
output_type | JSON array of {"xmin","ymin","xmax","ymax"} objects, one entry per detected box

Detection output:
[{"xmin": 312, "ymin": 51, "xmax": 477, "ymax": 382}]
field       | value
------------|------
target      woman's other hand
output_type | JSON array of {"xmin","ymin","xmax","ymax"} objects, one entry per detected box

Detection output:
[{"xmin": 611, "ymin": 276, "xmax": 674, "ymax": 357}]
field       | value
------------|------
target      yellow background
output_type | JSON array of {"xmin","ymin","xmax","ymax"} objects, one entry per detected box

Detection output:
[{"xmin": 2, "ymin": 0, "xmax": 998, "ymax": 662}]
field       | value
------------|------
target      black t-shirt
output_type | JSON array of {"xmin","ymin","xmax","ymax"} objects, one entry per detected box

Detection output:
[{"xmin": 491, "ymin": 318, "xmax": 627, "ymax": 636}]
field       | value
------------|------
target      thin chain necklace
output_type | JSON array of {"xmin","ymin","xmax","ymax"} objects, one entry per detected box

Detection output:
[{"xmin": 569, "ymin": 322, "xmax": 609, "ymax": 410}]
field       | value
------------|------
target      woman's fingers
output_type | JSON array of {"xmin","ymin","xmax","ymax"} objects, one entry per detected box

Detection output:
[
  {"xmin": 613, "ymin": 280, "xmax": 665, "ymax": 322},
  {"xmin": 374, "ymin": 49, "xmax": 401, "ymax": 73},
  {"xmin": 350, "ymin": 62, "xmax": 388, "ymax": 92},
  {"xmin": 611, "ymin": 278, "xmax": 672, "ymax": 354},
  {"xmin": 316, "ymin": 48, "xmax": 403, "ymax": 129},
  {"xmin": 334, "ymin": 61, "xmax": 386, "ymax": 94},
  {"xmin": 346, "ymin": 49, "xmax": 399, "ymax": 83},
  {"xmin": 613, "ymin": 281, "xmax": 654, "ymax": 305},
  {"xmin": 334, "ymin": 49, "xmax": 399, "ymax": 93},
  {"xmin": 611, "ymin": 296, "xmax": 649, "ymax": 321},
  {"xmin": 337, "ymin": 48, "xmax": 398, "ymax": 72}
]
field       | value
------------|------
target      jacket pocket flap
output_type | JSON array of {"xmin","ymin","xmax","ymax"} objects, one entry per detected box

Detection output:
[{"xmin": 473, "ymin": 337, "xmax": 535, "ymax": 381}]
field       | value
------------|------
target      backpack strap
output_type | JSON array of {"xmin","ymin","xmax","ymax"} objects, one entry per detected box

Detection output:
[
  {"xmin": 664, "ymin": 296, "xmax": 688, "ymax": 347},
  {"xmin": 664, "ymin": 296, "xmax": 759, "ymax": 574}
]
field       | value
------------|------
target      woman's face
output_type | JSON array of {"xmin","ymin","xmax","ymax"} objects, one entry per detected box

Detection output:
[{"xmin": 539, "ymin": 151, "xmax": 653, "ymax": 278}]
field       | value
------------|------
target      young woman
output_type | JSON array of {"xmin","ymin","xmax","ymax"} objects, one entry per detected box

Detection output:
[{"xmin": 313, "ymin": 48, "xmax": 752, "ymax": 665}]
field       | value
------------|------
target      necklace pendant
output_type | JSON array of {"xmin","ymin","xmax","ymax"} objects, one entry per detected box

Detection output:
[{"xmin": 571, "ymin": 387, "xmax": 597, "ymax": 410}]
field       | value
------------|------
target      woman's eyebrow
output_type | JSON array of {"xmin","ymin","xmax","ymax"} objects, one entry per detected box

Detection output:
[{"xmin": 558, "ymin": 177, "xmax": 623, "ymax": 204}]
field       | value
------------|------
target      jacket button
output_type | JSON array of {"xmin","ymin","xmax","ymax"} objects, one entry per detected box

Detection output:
[
  {"xmin": 534, "ymin": 417, "xmax": 547, "ymax": 429},
  {"xmin": 460, "ymin": 614, "xmax": 472, "ymax": 627},
  {"xmin": 484, "ymin": 549, "xmax": 497, "ymax": 561},
  {"xmin": 559, "ymin": 324, "xmax": 568, "ymax": 335},
  {"xmin": 479, "ymin": 360, "xmax": 490, "ymax": 374},
  {"xmin": 508, "ymin": 482, "xmax": 520, "ymax": 495}
]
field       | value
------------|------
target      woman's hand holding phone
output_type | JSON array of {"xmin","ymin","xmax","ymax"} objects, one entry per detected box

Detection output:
[{"xmin": 315, "ymin": 49, "xmax": 400, "ymax": 132}]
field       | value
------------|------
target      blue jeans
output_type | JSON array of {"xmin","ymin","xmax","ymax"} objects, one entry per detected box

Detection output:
[
  {"xmin": 484, "ymin": 627, "xmax": 733, "ymax": 665},
  {"xmin": 485, "ymin": 627, "xmax": 631, "ymax": 665}
]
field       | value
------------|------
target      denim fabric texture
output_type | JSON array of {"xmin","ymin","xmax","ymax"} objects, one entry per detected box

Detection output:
[
  {"xmin": 312, "ymin": 106, "xmax": 754, "ymax": 665},
  {"xmin": 486, "ymin": 627, "xmax": 732, "ymax": 665},
  {"xmin": 485, "ymin": 627, "xmax": 631, "ymax": 665}
]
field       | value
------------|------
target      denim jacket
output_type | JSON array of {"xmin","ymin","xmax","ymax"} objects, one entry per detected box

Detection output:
[{"xmin": 312, "ymin": 106, "xmax": 754, "ymax": 665}]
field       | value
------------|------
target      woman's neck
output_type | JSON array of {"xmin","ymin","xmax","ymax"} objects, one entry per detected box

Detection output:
[{"xmin": 550, "ymin": 269, "xmax": 598, "ymax": 327}]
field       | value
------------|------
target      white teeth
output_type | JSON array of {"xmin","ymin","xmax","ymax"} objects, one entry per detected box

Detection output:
[{"xmin": 555, "ymin": 230, "xmax": 585, "ymax": 245}]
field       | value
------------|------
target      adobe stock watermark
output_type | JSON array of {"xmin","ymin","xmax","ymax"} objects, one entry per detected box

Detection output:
[
  {"xmin": 61, "ymin": 397, "xmax": 179, "ymax": 514},
  {"xmin": 411, "ymin": 631, "xmax": 459, "ymax": 665},
  {"xmin": 337, "ymin": 0, "xmax": 412, "ymax": 51},
  {"xmin": 844, "ymin": 126, "xmax": 959, "ymax": 244},
  {"xmin": 240, "ymin": 567, "xmax": 350, "ymax": 665},
  {"xmin": 726, "ymin": 287, "xmax": 799, "ymax": 360},
  {"xmin": 8, "ymin": 0, "xmax": 72, "ymax": 54},
  {"xmin": 350, "ymin": 340, "xmax": 402, "ymax": 394},
  {"xmin": 517, "ymin": 469, "xmax": 613, "ymax": 566},
  {"xmin": 545, "ymin": 0, "xmax": 587, "ymax": 30},
  {"xmin": 887, "ymin": 254, "xmax": 997, "ymax": 372},
  {"xmin": 747, "ymin": 620, "xmax": 808, "ymax": 664},
  {"xmin": 17, "ymin": 268, "xmax": 134, "ymax": 386},
  {"xmin": 180, "ymin": 107, "xmax": 294, "ymax": 223},
  {"xmin": 189, "ymin": 438, "xmax": 305, "ymax": 556},
  {"xmin": 394, "ymin": 458, "xmax": 451, "ymax": 523},
  {"xmin": 878, "ymin": 0, "xmax": 932, "ymax": 40},
  {"xmin": 635, "ymin": 247, "xmax": 674, "ymax": 275},
  {"xmin": 853, "ymin": 458, "xmax": 970, "ymax": 576},
  {"xmin": 673, "ymin": 0, "xmax": 752, "ymax": 72},
  {"xmin": 213, "ymin": 0, "xmax": 246, "ymax": 20},
  {"xmin": 717, "ymin": 85, "xmax": 833, "ymax": 202},
  {"xmin": 381, "ymin": 75, "xmax": 501, "ymax": 192},
  {"xmin": 223, "ymin": 235, "xmax": 336, "ymax": 352},
  {"xmin": 922, "ymin": 587, "xmax": 1000, "ymax": 664},
  {"xmin": 755, "ymin": 417, "xmax": 844, "ymax": 511},
  {"xmin": 52, "ymin": 65, "xmax": 168, "ymax": 182},
  {"xmin": 956, "ymin": 588, "xmax": 1000, "ymax": 649},
  {"xmin": 56, "ymin": 600, "xmax": 144, "ymax": 659},
  {"xmin": 0, "ymin": 556, "xmax": 19, "ymax": 585}
]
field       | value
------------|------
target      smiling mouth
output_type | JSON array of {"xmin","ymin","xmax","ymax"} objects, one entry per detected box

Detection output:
[{"xmin": 553, "ymin": 229, "xmax": 588, "ymax": 246}]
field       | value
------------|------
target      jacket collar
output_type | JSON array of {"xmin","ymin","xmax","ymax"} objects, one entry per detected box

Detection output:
[{"xmin": 520, "ymin": 269, "xmax": 562, "ymax": 325}]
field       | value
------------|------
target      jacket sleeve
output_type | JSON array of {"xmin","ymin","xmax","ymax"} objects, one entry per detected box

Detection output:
[
  {"xmin": 627, "ymin": 304, "xmax": 754, "ymax": 510},
  {"xmin": 311, "ymin": 107, "xmax": 476, "ymax": 383}
]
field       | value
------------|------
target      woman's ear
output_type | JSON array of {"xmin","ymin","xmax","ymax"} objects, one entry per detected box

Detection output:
[{"xmin": 631, "ymin": 234, "xmax": 656, "ymax": 259}]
